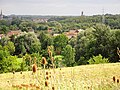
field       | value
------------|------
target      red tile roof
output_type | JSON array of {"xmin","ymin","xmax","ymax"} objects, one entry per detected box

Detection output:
[{"xmin": 7, "ymin": 30, "xmax": 21, "ymax": 37}]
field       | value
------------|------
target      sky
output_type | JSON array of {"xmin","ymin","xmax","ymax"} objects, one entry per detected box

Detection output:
[{"xmin": 0, "ymin": 0, "xmax": 120, "ymax": 16}]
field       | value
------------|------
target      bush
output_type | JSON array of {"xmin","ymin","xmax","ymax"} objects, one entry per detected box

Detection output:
[
  {"xmin": 54, "ymin": 55, "xmax": 64, "ymax": 68},
  {"xmin": 0, "ymin": 55, "xmax": 22, "ymax": 73},
  {"xmin": 7, "ymin": 56, "xmax": 21, "ymax": 72},
  {"xmin": 88, "ymin": 54, "xmax": 109, "ymax": 64}
]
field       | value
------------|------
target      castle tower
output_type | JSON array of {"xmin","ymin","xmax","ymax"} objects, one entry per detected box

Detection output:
[{"xmin": 0, "ymin": 10, "xmax": 3, "ymax": 20}]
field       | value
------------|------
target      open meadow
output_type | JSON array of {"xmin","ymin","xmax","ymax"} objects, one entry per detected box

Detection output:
[{"xmin": 0, "ymin": 63, "xmax": 120, "ymax": 90}]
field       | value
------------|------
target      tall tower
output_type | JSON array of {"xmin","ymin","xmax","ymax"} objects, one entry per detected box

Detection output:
[
  {"xmin": 81, "ymin": 11, "xmax": 84, "ymax": 16},
  {"xmin": 102, "ymin": 8, "xmax": 105, "ymax": 24},
  {"xmin": 0, "ymin": 10, "xmax": 3, "ymax": 20}
]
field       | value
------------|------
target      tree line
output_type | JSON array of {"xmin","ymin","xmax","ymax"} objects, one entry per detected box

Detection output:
[{"xmin": 1, "ymin": 14, "xmax": 120, "ymax": 34}]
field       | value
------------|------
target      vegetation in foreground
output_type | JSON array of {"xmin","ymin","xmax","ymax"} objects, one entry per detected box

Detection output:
[{"xmin": 0, "ymin": 63, "xmax": 120, "ymax": 90}]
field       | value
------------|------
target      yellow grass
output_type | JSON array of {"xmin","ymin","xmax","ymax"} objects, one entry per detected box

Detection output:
[{"xmin": 0, "ymin": 63, "xmax": 120, "ymax": 90}]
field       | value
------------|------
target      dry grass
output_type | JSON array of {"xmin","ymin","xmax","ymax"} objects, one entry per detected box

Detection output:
[{"xmin": 0, "ymin": 63, "xmax": 120, "ymax": 90}]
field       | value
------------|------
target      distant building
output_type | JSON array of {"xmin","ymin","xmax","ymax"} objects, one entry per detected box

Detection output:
[
  {"xmin": 7, "ymin": 30, "xmax": 21, "ymax": 37},
  {"xmin": 64, "ymin": 29, "xmax": 84, "ymax": 38},
  {"xmin": 81, "ymin": 11, "xmax": 84, "ymax": 16},
  {"xmin": 32, "ymin": 18, "xmax": 48, "ymax": 23},
  {"xmin": 0, "ymin": 10, "xmax": 3, "ymax": 20},
  {"xmin": 0, "ymin": 30, "xmax": 21, "ymax": 39}
]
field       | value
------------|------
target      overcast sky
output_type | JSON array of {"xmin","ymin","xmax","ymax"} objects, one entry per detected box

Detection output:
[{"xmin": 0, "ymin": 0, "xmax": 120, "ymax": 16}]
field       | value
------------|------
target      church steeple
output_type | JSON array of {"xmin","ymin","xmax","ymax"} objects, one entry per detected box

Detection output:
[
  {"xmin": 0, "ymin": 10, "xmax": 2, "ymax": 15},
  {"xmin": 0, "ymin": 9, "xmax": 3, "ymax": 20}
]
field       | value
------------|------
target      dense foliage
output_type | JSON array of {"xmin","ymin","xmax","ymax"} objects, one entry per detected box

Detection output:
[
  {"xmin": 14, "ymin": 32, "xmax": 41, "ymax": 55},
  {"xmin": 0, "ymin": 14, "xmax": 120, "ymax": 73},
  {"xmin": 75, "ymin": 24, "xmax": 120, "ymax": 65},
  {"xmin": 62, "ymin": 45, "xmax": 75, "ymax": 66}
]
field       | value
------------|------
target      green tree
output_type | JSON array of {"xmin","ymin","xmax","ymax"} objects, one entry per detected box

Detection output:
[
  {"xmin": 0, "ymin": 25, "xmax": 9, "ymax": 34},
  {"xmin": 15, "ymin": 32, "xmax": 41, "ymax": 55},
  {"xmin": 54, "ymin": 34, "xmax": 68, "ymax": 55},
  {"xmin": 11, "ymin": 18, "xmax": 21, "ymax": 27},
  {"xmin": 6, "ymin": 56, "xmax": 21, "ymax": 72},
  {"xmin": 19, "ymin": 21, "xmax": 30, "ymax": 32},
  {"xmin": 75, "ymin": 25, "xmax": 111, "ymax": 65},
  {"xmin": 62, "ymin": 45, "xmax": 75, "ymax": 67},
  {"xmin": 9, "ymin": 25, "xmax": 18, "ymax": 30},
  {"xmin": 92, "ymin": 24, "xmax": 111, "ymax": 57},
  {"xmin": 68, "ymin": 37, "xmax": 77, "ymax": 48},
  {"xmin": 37, "ymin": 25, "xmax": 48, "ymax": 30},
  {"xmin": 108, "ymin": 30, "xmax": 120, "ymax": 62},
  {"xmin": 0, "ymin": 50, "xmax": 10, "ymax": 73},
  {"xmin": 38, "ymin": 32, "xmax": 53, "ymax": 50},
  {"xmin": 0, "ymin": 55, "xmax": 21, "ymax": 73},
  {"xmin": 0, "ymin": 37, "xmax": 9, "ymax": 46},
  {"xmin": 3, "ymin": 41, "xmax": 15, "ymax": 55},
  {"xmin": 48, "ymin": 21, "xmax": 62, "ymax": 33},
  {"xmin": 75, "ymin": 28, "xmax": 96, "ymax": 65},
  {"xmin": 0, "ymin": 50, "xmax": 10, "ymax": 60}
]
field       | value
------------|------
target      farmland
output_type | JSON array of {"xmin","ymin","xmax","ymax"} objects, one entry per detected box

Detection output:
[{"xmin": 0, "ymin": 63, "xmax": 120, "ymax": 90}]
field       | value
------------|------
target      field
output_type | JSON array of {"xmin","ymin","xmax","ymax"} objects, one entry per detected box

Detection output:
[{"xmin": 0, "ymin": 63, "xmax": 120, "ymax": 90}]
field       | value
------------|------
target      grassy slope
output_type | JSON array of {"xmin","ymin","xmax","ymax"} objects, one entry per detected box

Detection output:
[{"xmin": 0, "ymin": 63, "xmax": 120, "ymax": 90}]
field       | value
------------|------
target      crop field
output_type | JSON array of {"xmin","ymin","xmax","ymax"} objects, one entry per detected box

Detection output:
[{"xmin": 0, "ymin": 63, "xmax": 120, "ymax": 90}]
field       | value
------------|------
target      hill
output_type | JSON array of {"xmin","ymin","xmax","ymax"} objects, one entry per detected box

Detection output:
[{"xmin": 0, "ymin": 63, "xmax": 120, "ymax": 90}]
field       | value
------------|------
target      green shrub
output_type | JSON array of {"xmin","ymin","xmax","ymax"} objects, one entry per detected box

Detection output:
[
  {"xmin": 0, "ymin": 55, "xmax": 22, "ymax": 73},
  {"xmin": 23, "ymin": 54, "xmax": 31, "ymax": 70},
  {"xmin": 6, "ymin": 56, "xmax": 21, "ymax": 71},
  {"xmin": 88, "ymin": 54, "xmax": 109, "ymax": 64},
  {"xmin": 54, "ymin": 55, "xmax": 64, "ymax": 68},
  {"xmin": 20, "ymin": 58, "xmax": 27, "ymax": 71}
]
